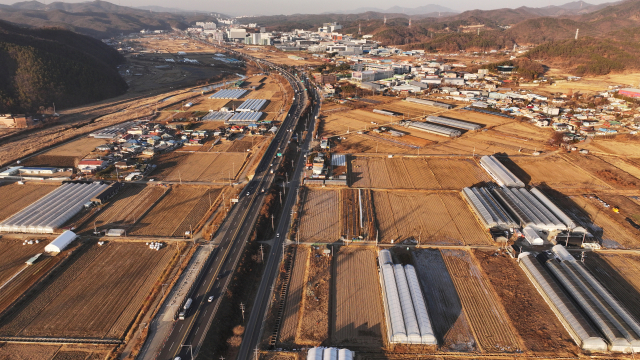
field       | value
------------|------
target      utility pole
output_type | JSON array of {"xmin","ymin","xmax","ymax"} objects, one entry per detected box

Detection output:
[
  {"xmin": 279, "ymin": 191, "xmax": 282, "ymax": 205},
  {"xmin": 254, "ymin": 347, "xmax": 260, "ymax": 360},
  {"xmin": 260, "ymin": 244, "xmax": 264, "ymax": 261},
  {"xmin": 271, "ymin": 215, "xmax": 275, "ymax": 230},
  {"xmin": 240, "ymin": 302, "xmax": 245, "ymax": 322}
]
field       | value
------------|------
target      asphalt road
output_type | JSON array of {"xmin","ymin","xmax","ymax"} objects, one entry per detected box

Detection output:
[
  {"xmin": 236, "ymin": 79, "xmax": 319, "ymax": 360},
  {"xmin": 155, "ymin": 47, "xmax": 308, "ymax": 360}
]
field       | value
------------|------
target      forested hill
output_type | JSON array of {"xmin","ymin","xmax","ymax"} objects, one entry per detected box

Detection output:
[{"xmin": 0, "ymin": 19, "xmax": 127, "ymax": 113}]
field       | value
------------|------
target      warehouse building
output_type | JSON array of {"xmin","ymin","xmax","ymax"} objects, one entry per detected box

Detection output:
[
  {"xmin": 0, "ymin": 182, "xmax": 110, "ymax": 233},
  {"xmin": 618, "ymin": 88, "xmax": 640, "ymax": 98}
]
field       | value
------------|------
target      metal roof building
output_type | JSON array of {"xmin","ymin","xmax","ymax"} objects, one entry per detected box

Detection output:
[
  {"xmin": 479, "ymin": 155, "xmax": 524, "ymax": 187},
  {"xmin": 228, "ymin": 112, "xmax": 264, "ymax": 123},
  {"xmin": 405, "ymin": 97, "xmax": 454, "ymax": 109},
  {"xmin": 44, "ymin": 230, "xmax": 77, "ymax": 254},
  {"xmin": 0, "ymin": 182, "xmax": 109, "ymax": 233},
  {"xmin": 202, "ymin": 111, "xmax": 233, "ymax": 121}
]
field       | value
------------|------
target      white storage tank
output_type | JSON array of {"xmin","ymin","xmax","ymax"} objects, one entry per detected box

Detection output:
[{"xmin": 44, "ymin": 230, "xmax": 77, "ymax": 254}]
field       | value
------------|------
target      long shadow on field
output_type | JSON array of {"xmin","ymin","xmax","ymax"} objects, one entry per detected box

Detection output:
[
  {"xmin": 583, "ymin": 253, "xmax": 640, "ymax": 323},
  {"xmin": 412, "ymin": 249, "xmax": 476, "ymax": 352}
]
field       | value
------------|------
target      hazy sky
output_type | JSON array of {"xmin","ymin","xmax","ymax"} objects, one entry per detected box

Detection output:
[{"xmin": 0, "ymin": 0, "xmax": 619, "ymax": 16}]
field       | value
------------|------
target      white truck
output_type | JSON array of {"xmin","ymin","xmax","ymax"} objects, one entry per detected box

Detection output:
[{"xmin": 178, "ymin": 298, "xmax": 193, "ymax": 320}]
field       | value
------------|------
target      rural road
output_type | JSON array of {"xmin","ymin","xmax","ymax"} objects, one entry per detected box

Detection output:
[{"xmin": 154, "ymin": 46, "xmax": 309, "ymax": 360}]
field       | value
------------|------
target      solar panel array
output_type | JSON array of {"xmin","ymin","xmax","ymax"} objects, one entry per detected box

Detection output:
[
  {"xmin": 209, "ymin": 89, "xmax": 247, "ymax": 99},
  {"xmin": 202, "ymin": 111, "xmax": 233, "ymax": 121},
  {"xmin": 237, "ymin": 99, "xmax": 267, "ymax": 112},
  {"xmin": 229, "ymin": 112, "xmax": 263, "ymax": 122}
]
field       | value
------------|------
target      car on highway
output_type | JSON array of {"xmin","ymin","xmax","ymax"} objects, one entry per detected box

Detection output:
[
  {"xmin": 208, "ymin": 296, "xmax": 215, "ymax": 302},
  {"xmin": 276, "ymin": 233, "xmax": 280, "ymax": 237}
]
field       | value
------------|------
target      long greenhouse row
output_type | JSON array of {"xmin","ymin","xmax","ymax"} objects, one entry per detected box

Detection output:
[
  {"xmin": 425, "ymin": 115, "xmax": 481, "ymax": 131},
  {"xmin": 209, "ymin": 89, "xmax": 248, "ymax": 99},
  {"xmin": 519, "ymin": 246, "xmax": 640, "ymax": 353},
  {"xmin": 236, "ymin": 98, "xmax": 267, "ymax": 112},
  {"xmin": 405, "ymin": 121, "xmax": 461, "ymax": 138},
  {"xmin": 202, "ymin": 111, "xmax": 234, "ymax": 121},
  {"xmin": 0, "ymin": 182, "xmax": 110, "ymax": 233},
  {"xmin": 405, "ymin": 97, "xmax": 454, "ymax": 109},
  {"xmin": 479, "ymin": 155, "xmax": 524, "ymax": 187},
  {"xmin": 306, "ymin": 347, "xmax": 354, "ymax": 360},
  {"xmin": 378, "ymin": 250, "xmax": 436, "ymax": 345}
]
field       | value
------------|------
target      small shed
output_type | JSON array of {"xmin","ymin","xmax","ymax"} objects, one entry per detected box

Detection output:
[{"xmin": 45, "ymin": 230, "xmax": 77, "ymax": 254}]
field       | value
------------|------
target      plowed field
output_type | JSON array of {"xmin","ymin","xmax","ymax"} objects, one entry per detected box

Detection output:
[
  {"xmin": 158, "ymin": 152, "xmax": 247, "ymax": 182},
  {"xmin": 279, "ymin": 246, "xmax": 309, "ymax": 344},
  {"xmin": 298, "ymin": 189, "xmax": 340, "ymax": 242},
  {"xmin": 297, "ymin": 247, "xmax": 330, "ymax": 345},
  {"xmin": 0, "ymin": 242, "xmax": 175, "ymax": 339},
  {"xmin": 373, "ymin": 191, "xmax": 490, "ymax": 245},
  {"xmin": 473, "ymin": 250, "xmax": 578, "ymax": 355},
  {"xmin": 132, "ymin": 186, "xmax": 220, "ymax": 237},
  {"xmin": 441, "ymin": 249, "xmax": 522, "ymax": 352},
  {"xmin": 350, "ymin": 156, "xmax": 489, "ymax": 189},
  {"xmin": 0, "ymin": 183, "xmax": 58, "ymax": 222},
  {"xmin": 499, "ymin": 156, "xmax": 607, "ymax": 189},
  {"xmin": 332, "ymin": 247, "xmax": 383, "ymax": 345}
]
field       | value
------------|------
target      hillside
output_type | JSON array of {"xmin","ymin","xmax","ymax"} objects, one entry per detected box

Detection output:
[
  {"xmin": 0, "ymin": 19, "xmax": 127, "ymax": 113},
  {"xmin": 0, "ymin": 0, "xmax": 219, "ymax": 38}
]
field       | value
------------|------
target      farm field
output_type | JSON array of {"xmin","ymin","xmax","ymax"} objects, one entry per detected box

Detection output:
[
  {"xmin": 18, "ymin": 155, "xmax": 78, "ymax": 168},
  {"xmin": 373, "ymin": 191, "xmax": 491, "ymax": 245},
  {"xmin": 159, "ymin": 152, "xmax": 247, "ymax": 182},
  {"xmin": 473, "ymin": 250, "xmax": 579, "ymax": 355},
  {"xmin": 583, "ymin": 137, "xmax": 640, "ymax": 156},
  {"xmin": 0, "ymin": 342, "xmax": 112, "ymax": 359},
  {"xmin": 331, "ymin": 247, "xmax": 384, "ymax": 346},
  {"xmin": 564, "ymin": 154, "xmax": 639, "ymax": 189},
  {"xmin": 597, "ymin": 156, "xmax": 640, "ymax": 180},
  {"xmin": 279, "ymin": 246, "xmax": 310, "ymax": 345},
  {"xmin": 349, "ymin": 156, "xmax": 490, "ymax": 189},
  {"xmin": 412, "ymin": 249, "xmax": 476, "ymax": 352},
  {"xmin": 79, "ymin": 184, "xmax": 167, "ymax": 234},
  {"xmin": 297, "ymin": 188, "xmax": 340, "ymax": 242},
  {"xmin": 132, "ymin": 186, "xmax": 221, "ymax": 237},
  {"xmin": 582, "ymin": 253, "xmax": 640, "ymax": 323},
  {"xmin": 498, "ymin": 155, "xmax": 608, "ymax": 189},
  {"xmin": 0, "ymin": 183, "xmax": 58, "ymax": 222},
  {"xmin": 441, "ymin": 249, "xmax": 522, "ymax": 352},
  {"xmin": 0, "ymin": 242, "xmax": 176, "ymax": 339},
  {"xmin": 297, "ymin": 247, "xmax": 331, "ymax": 345},
  {"xmin": 45, "ymin": 138, "xmax": 107, "ymax": 158}
]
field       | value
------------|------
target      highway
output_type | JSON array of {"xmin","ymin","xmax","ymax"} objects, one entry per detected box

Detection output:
[
  {"xmin": 236, "ymin": 72, "xmax": 320, "ymax": 360},
  {"xmin": 154, "ymin": 44, "xmax": 310, "ymax": 360}
]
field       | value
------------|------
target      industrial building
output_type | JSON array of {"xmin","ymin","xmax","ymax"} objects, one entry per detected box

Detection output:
[
  {"xmin": 44, "ymin": 230, "xmax": 77, "ymax": 254},
  {"xmin": 618, "ymin": 88, "xmax": 640, "ymax": 98},
  {"xmin": 520, "ymin": 246, "xmax": 640, "ymax": 352},
  {"xmin": 425, "ymin": 115, "xmax": 481, "ymax": 131},
  {"xmin": 209, "ymin": 89, "xmax": 248, "ymax": 99},
  {"xmin": 306, "ymin": 347, "xmax": 353, "ymax": 360},
  {"xmin": 378, "ymin": 250, "xmax": 437, "ymax": 345},
  {"xmin": 0, "ymin": 182, "xmax": 110, "ymax": 233},
  {"xmin": 404, "ymin": 121, "xmax": 461, "ymax": 138},
  {"xmin": 479, "ymin": 155, "xmax": 525, "ymax": 187}
]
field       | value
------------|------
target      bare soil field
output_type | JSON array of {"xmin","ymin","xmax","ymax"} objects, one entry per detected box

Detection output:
[
  {"xmin": 159, "ymin": 153, "xmax": 247, "ymax": 182},
  {"xmin": 132, "ymin": 186, "xmax": 219, "ymax": 237},
  {"xmin": 441, "ymin": 249, "xmax": 522, "ymax": 352},
  {"xmin": 0, "ymin": 241, "xmax": 175, "ymax": 339},
  {"xmin": 564, "ymin": 154, "xmax": 639, "ymax": 189},
  {"xmin": 0, "ymin": 343, "xmax": 60, "ymax": 359},
  {"xmin": 45, "ymin": 138, "xmax": 107, "ymax": 158},
  {"xmin": 473, "ymin": 250, "xmax": 579, "ymax": 355},
  {"xmin": 297, "ymin": 188, "xmax": 340, "ymax": 242},
  {"xmin": 19, "ymin": 155, "xmax": 78, "ymax": 168},
  {"xmin": 499, "ymin": 155, "xmax": 609, "ymax": 189},
  {"xmin": 338, "ymin": 189, "xmax": 376, "ymax": 241},
  {"xmin": 598, "ymin": 156, "xmax": 640, "ymax": 180},
  {"xmin": 331, "ymin": 247, "xmax": 384, "ymax": 346},
  {"xmin": 583, "ymin": 137, "xmax": 640, "ymax": 156},
  {"xmin": 350, "ymin": 156, "xmax": 489, "ymax": 190},
  {"xmin": 235, "ymin": 47, "xmax": 324, "ymax": 67},
  {"xmin": 0, "ymin": 240, "xmax": 52, "ymax": 287},
  {"xmin": 373, "ymin": 191, "xmax": 490, "ymax": 245},
  {"xmin": 0, "ymin": 183, "xmax": 59, "ymax": 222},
  {"xmin": 279, "ymin": 246, "xmax": 310, "ymax": 344},
  {"xmin": 412, "ymin": 249, "xmax": 476, "ymax": 352},
  {"xmin": 79, "ymin": 184, "xmax": 167, "ymax": 234},
  {"xmin": 582, "ymin": 253, "xmax": 640, "ymax": 328},
  {"xmin": 297, "ymin": 247, "xmax": 331, "ymax": 345}
]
